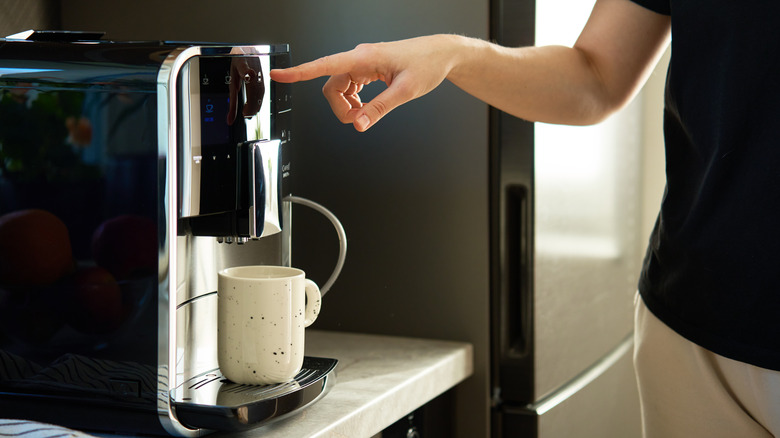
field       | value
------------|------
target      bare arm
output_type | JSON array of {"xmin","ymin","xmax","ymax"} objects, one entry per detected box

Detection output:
[{"xmin": 270, "ymin": 0, "xmax": 670, "ymax": 131}]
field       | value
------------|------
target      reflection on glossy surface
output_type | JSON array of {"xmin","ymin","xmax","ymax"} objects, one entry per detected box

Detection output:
[
  {"xmin": 0, "ymin": 70, "xmax": 160, "ymax": 364},
  {"xmin": 0, "ymin": 38, "xmax": 179, "ymax": 434},
  {"xmin": 170, "ymin": 357, "xmax": 337, "ymax": 431},
  {"xmin": 0, "ymin": 36, "xmax": 293, "ymax": 436},
  {"xmin": 178, "ymin": 53, "xmax": 282, "ymax": 241},
  {"xmin": 227, "ymin": 55, "xmax": 265, "ymax": 126}
]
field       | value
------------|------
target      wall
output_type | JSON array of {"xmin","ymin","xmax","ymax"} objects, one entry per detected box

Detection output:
[{"xmin": 0, "ymin": 0, "xmax": 59, "ymax": 36}]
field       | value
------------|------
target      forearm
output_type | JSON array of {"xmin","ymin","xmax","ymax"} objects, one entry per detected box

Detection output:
[
  {"xmin": 269, "ymin": 0, "xmax": 670, "ymax": 132},
  {"xmin": 444, "ymin": 35, "xmax": 618, "ymax": 126}
]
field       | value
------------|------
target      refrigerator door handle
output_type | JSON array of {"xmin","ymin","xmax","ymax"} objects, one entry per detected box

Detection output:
[
  {"xmin": 523, "ymin": 333, "xmax": 634, "ymax": 416},
  {"xmin": 503, "ymin": 184, "xmax": 532, "ymax": 358}
]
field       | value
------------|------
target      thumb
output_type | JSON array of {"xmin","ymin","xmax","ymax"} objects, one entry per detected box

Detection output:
[{"xmin": 353, "ymin": 82, "xmax": 412, "ymax": 132}]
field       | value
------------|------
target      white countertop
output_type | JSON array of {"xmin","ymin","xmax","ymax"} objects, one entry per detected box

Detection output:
[
  {"xmin": 216, "ymin": 330, "xmax": 474, "ymax": 438},
  {"xmin": 0, "ymin": 331, "xmax": 472, "ymax": 438}
]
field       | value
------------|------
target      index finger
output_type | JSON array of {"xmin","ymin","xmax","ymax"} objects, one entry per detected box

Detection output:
[{"xmin": 270, "ymin": 51, "xmax": 354, "ymax": 83}]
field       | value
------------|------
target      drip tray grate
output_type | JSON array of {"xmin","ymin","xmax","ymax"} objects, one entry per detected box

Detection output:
[{"xmin": 170, "ymin": 356, "xmax": 338, "ymax": 431}]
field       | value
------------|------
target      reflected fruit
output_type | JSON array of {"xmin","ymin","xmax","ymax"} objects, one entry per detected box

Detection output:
[
  {"xmin": 68, "ymin": 266, "xmax": 123, "ymax": 334},
  {"xmin": 91, "ymin": 215, "xmax": 157, "ymax": 280},
  {"xmin": 0, "ymin": 209, "xmax": 74, "ymax": 287}
]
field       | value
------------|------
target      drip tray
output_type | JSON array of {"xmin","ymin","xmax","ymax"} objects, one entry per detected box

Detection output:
[{"xmin": 171, "ymin": 356, "xmax": 338, "ymax": 432}]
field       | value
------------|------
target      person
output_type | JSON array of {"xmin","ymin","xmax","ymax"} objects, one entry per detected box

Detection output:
[{"xmin": 270, "ymin": 0, "xmax": 780, "ymax": 436}]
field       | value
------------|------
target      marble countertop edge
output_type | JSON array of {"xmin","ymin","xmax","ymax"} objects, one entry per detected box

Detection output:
[
  {"xmin": 314, "ymin": 342, "xmax": 474, "ymax": 437},
  {"xmin": 244, "ymin": 330, "xmax": 475, "ymax": 438}
]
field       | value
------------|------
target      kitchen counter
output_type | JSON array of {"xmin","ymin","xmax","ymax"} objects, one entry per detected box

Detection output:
[
  {"xmin": 0, "ymin": 331, "xmax": 472, "ymax": 438},
  {"xmin": 216, "ymin": 330, "xmax": 474, "ymax": 438}
]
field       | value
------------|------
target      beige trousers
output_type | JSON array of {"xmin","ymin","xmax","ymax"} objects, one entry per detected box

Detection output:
[{"xmin": 633, "ymin": 293, "xmax": 780, "ymax": 438}]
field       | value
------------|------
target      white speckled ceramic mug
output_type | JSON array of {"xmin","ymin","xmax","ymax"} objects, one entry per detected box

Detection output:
[{"xmin": 217, "ymin": 265, "xmax": 321, "ymax": 385}]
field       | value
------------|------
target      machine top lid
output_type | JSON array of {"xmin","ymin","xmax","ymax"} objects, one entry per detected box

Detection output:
[
  {"xmin": 5, "ymin": 30, "xmax": 107, "ymax": 42},
  {"xmin": 0, "ymin": 32, "xmax": 289, "ymax": 90}
]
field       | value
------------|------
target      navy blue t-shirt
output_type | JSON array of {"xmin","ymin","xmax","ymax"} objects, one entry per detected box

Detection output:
[{"xmin": 631, "ymin": 0, "xmax": 780, "ymax": 370}]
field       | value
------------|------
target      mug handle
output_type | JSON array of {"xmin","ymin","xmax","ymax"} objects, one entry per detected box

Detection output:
[
  {"xmin": 303, "ymin": 279, "xmax": 322, "ymax": 327},
  {"xmin": 286, "ymin": 196, "xmax": 347, "ymax": 297}
]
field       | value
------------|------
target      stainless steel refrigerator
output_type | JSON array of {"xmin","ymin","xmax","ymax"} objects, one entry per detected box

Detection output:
[
  {"xmin": 488, "ymin": 2, "xmax": 643, "ymax": 435},
  {"xmin": 60, "ymin": 0, "xmax": 644, "ymax": 436}
]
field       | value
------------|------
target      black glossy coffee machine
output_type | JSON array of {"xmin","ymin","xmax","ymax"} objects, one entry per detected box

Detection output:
[{"xmin": 0, "ymin": 31, "xmax": 335, "ymax": 435}]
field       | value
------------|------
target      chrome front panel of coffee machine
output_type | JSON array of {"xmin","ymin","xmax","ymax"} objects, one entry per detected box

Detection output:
[{"xmin": 0, "ymin": 31, "xmax": 335, "ymax": 435}]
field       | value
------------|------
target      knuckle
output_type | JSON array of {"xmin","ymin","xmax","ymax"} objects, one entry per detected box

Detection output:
[
  {"xmin": 371, "ymin": 99, "xmax": 388, "ymax": 117},
  {"xmin": 353, "ymin": 43, "xmax": 379, "ymax": 60},
  {"xmin": 353, "ymin": 43, "xmax": 371, "ymax": 52},
  {"xmin": 316, "ymin": 55, "xmax": 334, "ymax": 72}
]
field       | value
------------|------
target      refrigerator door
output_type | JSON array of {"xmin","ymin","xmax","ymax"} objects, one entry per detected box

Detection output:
[
  {"xmin": 495, "ymin": 334, "xmax": 640, "ymax": 438},
  {"xmin": 492, "ymin": 0, "xmax": 645, "ymax": 406},
  {"xmin": 532, "ymin": 100, "xmax": 643, "ymax": 398},
  {"xmin": 494, "ymin": 94, "xmax": 644, "ymax": 405}
]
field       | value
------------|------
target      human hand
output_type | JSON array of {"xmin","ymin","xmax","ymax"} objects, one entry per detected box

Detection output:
[
  {"xmin": 227, "ymin": 56, "xmax": 265, "ymax": 126},
  {"xmin": 270, "ymin": 35, "xmax": 457, "ymax": 132}
]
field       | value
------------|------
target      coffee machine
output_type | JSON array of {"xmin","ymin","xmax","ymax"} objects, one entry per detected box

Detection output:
[{"xmin": 0, "ymin": 31, "xmax": 338, "ymax": 435}]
